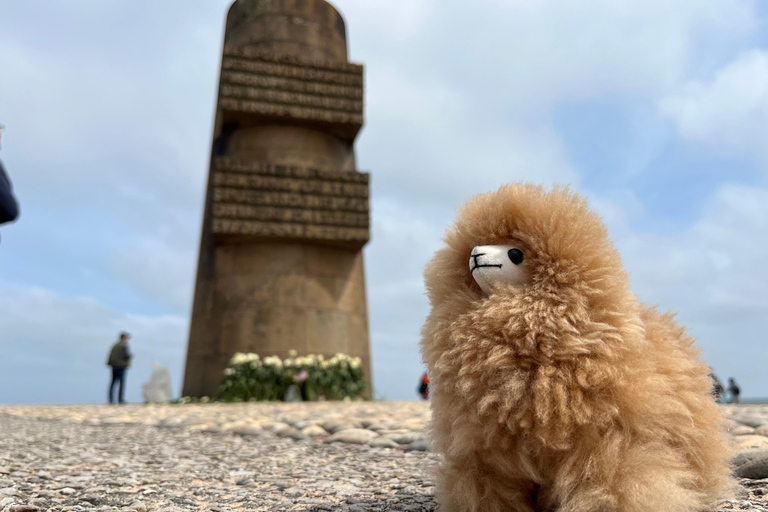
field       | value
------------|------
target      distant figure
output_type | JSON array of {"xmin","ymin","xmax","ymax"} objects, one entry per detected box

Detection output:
[
  {"xmin": 107, "ymin": 332, "xmax": 132, "ymax": 404},
  {"xmin": 418, "ymin": 373, "xmax": 430, "ymax": 400},
  {"xmin": 728, "ymin": 378, "xmax": 741, "ymax": 404},
  {"xmin": 296, "ymin": 370, "xmax": 309, "ymax": 401},
  {"xmin": 709, "ymin": 369, "xmax": 724, "ymax": 403},
  {"xmin": 285, "ymin": 370, "xmax": 307, "ymax": 402},
  {"xmin": 0, "ymin": 124, "xmax": 20, "ymax": 227}
]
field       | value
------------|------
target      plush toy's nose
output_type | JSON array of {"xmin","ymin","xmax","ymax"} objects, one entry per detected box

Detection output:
[{"xmin": 469, "ymin": 246, "xmax": 506, "ymax": 272}]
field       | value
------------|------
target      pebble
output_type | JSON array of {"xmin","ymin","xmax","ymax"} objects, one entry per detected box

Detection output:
[
  {"xmin": 329, "ymin": 423, "xmax": 359, "ymax": 434},
  {"xmin": 232, "ymin": 426, "xmax": 263, "ymax": 436},
  {"xmin": 126, "ymin": 500, "xmax": 148, "ymax": 512},
  {"xmin": 301, "ymin": 425, "xmax": 327, "ymax": 437},
  {"xmin": 737, "ymin": 458, "xmax": 768, "ymax": 480},
  {"xmin": 384, "ymin": 432, "xmax": 425, "ymax": 445},
  {"xmin": 368, "ymin": 438, "xmax": 400, "ymax": 449},
  {"xmin": 270, "ymin": 422, "xmax": 293, "ymax": 436},
  {"xmin": 737, "ymin": 436, "xmax": 768, "ymax": 451},
  {"xmin": 287, "ymin": 430, "xmax": 310, "ymax": 441},
  {"xmin": 321, "ymin": 417, "xmax": 362, "ymax": 433},
  {"xmin": 324, "ymin": 428, "xmax": 379, "ymax": 445},
  {"xmin": 404, "ymin": 439, "xmax": 431, "ymax": 452},
  {"xmin": 731, "ymin": 415, "xmax": 768, "ymax": 429}
]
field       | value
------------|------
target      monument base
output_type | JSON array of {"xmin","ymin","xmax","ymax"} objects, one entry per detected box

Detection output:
[{"xmin": 183, "ymin": 240, "xmax": 370, "ymax": 398}]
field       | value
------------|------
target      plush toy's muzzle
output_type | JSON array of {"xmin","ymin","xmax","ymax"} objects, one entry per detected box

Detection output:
[{"xmin": 469, "ymin": 245, "xmax": 527, "ymax": 295}]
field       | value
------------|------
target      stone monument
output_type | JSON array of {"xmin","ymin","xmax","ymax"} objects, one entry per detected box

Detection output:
[{"xmin": 182, "ymin": 0, "xmax": 371, "ymax": 398}]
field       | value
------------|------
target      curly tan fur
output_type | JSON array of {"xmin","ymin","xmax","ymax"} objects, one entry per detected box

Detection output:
[{"xmin": 420, "ymin": 184, "xmax": 734, "ymax": 512}]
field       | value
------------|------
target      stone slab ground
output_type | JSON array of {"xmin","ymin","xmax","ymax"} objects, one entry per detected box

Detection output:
[{"xmin": 1, "ymin": 402, "xmax": 767, "ymax": 511}]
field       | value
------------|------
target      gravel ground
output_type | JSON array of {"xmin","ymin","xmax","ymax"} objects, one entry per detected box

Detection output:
[
  {"xmin": 1, "ymin": 403, "xmax": 768, "ymax": 511},
  {"xmin": 0, "ymin": 412, "xmax": 436, "ymax": 512}
]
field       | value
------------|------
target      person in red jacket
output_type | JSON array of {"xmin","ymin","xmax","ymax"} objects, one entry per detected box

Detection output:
[{"xmin": 418, "ymin": 373, "xmax": 430, "ymax": 400}]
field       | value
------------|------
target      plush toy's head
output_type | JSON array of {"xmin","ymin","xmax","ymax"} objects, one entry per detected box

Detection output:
[
  {"xmin": 469, "ymin": 244, "xmax": 527, "ymax": 295},
  {"xmin": 423, "ymin": 183, "xmax": 638, "ymax": 363}
]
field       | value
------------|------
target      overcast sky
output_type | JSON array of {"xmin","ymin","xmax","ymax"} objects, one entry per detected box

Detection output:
[{"xmin": 0, "ymin": 0, "xmax": 766, "ymax": 403}]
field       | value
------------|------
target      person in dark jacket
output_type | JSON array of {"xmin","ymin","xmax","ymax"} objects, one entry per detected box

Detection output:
[
  {"xmin": 107, "ymin": 332, "xmax": 133, "ymax": 404},
  {"xmin": 0, "ymin": 125, "xmax": 20, "ymax": 226},
  {"xmin": 728, "ymin": 377, "xmax": 741, "ymax": 404}
]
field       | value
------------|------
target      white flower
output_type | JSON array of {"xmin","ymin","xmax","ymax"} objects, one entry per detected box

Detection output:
[
  {"xmin": 224, "ymin": 368, "xmax": 236, "ymax": 376},
  {"xmin": 288, "ymin": 349, "xmax": 298, "ymax": 358},
  {"xmin": 230, "ymin": 352, "xmax": 248, "ymax": 365},
  {"xmin": 263, "ymin": 355, "xmax": 283, "ymax": 369},
  {"xmin": 350, "ymin": 357, "xmax": 361, "ymax": 369},
  {"xmin": 231, "ymin": 353, "xmax": 260, "ymax": 368}
]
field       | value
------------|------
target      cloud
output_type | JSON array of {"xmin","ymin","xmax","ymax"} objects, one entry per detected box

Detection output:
[
  {"xmin": 343, "ymin": 0, "xmax": 757, "ymax": 107},
  {"xmin": 660, "ymin": 49, "xmax": 768, "ymax": 165},
  {"xmin": 365, "ymin": 198, "xmax": 443, "ymax": 399},
  {"xmin": 605, "ymin": 183, "xmax": 768, "ymax": 393},
  {"xmin": 0, "ymin": 283, "xmax": 188, "ymax": 404},
  {"xmin": 0, "ymin": 2, "xmax": 220, "ymax": 231},
  {"xmin": 346, "ymin": 0, "xmax": 761, "ymax": 217},
  {"xmin": 360, "ymin": 62, "xmax": 579, "ymax": 206},
  {"xmin": 105, "ymin": 237, "xmax": 197, "ymax": 314},
  {"xmin": 623, "ymin": 184, "xmax": 768, "ymax": 311}
]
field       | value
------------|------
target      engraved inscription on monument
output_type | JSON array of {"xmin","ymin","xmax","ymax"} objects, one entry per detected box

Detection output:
[
  {"xmin": 218, "ymin": 46, "xmax": 364, "ymax": 137},
  {"xmin": 182, "ymin": 0, "xmax": 372, "ymax": 398},
  {"xmin": 210, "ymin": 157, "xmax": 370, "ymax": 244}
]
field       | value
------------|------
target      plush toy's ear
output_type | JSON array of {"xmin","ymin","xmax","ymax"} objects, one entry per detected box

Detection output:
[{"xmin": 470, "ymin": 245, "xmax": 527, "ymax": 295}]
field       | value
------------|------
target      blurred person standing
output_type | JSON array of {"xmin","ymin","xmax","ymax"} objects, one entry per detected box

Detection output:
[
  {"xmin": 728, "ymin": 377, "xmax": 741, "ymax": 404},
  {"xmin": 418, "ymin": 373, "xmax": 430, "ymax": 400},
  {"xmin": 710, "ymin": 369, "xmax": 724, "ymax": 403},
  {"xmin": 107, "ymin": 332, "xmax": 133, "ymax": 404},
  {"xmin": 0, "ymin": 124, "xmax": 20, "ymax": 227}
]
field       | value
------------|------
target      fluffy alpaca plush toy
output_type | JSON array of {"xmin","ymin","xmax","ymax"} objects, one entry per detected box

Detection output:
[{"xmin": 420, "ymin": 184, "xmax": 734, "ymax": 512}]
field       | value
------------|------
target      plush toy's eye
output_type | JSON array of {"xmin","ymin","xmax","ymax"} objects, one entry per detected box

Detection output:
[{"xmin": 508, "ymin": 248, "xmax": 524, "ymax": 265}]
